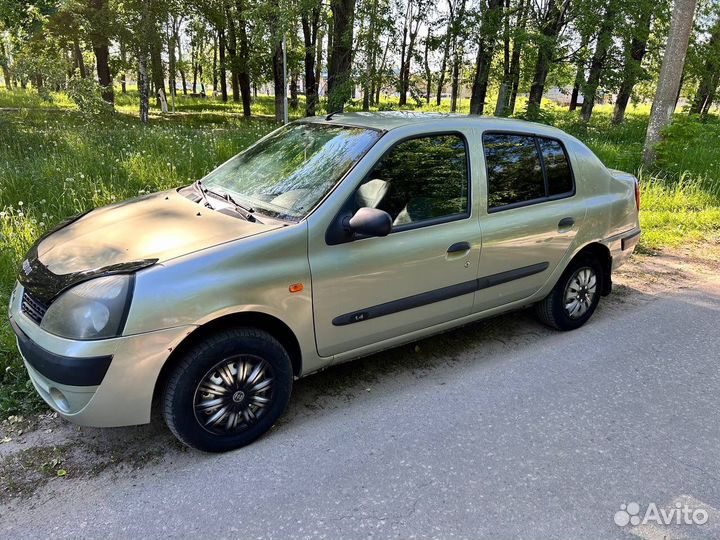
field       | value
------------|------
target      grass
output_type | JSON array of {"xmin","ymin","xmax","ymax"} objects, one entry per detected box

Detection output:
[{"xmin": 0, "ymin": 87, "xmax": 719, "ymax": 416}]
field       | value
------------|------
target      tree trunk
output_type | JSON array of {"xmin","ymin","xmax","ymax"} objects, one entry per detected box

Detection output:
[
  {"xmin": 328, "ymin": 0, "xmax": 356, "ymax": 112},
  {"xmin": 302, "ymin": 4, "xmax": 321, "ymax": 116},
  {"xmin": 218, "ymin": 26, "xmax": 228, "ymax": 102},
  {"xmin": 375, "ymin": 38, "xmax": 390, "ymax": 104},
  {"xmin": 424, "ymin": 28, "xmax": 432, "ymax": 104},
  {"xmin": 450, "ymin": 0, "xmax": 468, "ymax": 112},
  {"xmin": 213, "ymin": 34, "xmax": 218, "ymax": 93},
  {"xmin": 73, "ymin": 37, "xmax": 87, "ymax": 78},
  {"xmin": 363, "ymin": 0, "xmax": 378, "ymax": 111},
  {"xmin": 436, "ymin": 2, "xmax": 454, "ymax": 106},
  {"xmin": 272, "ymin": 38, "xmax": 285, "ymax": 122},
  {"xmin": 494, "ymin": 0, "xmax": 511, "ymax": 115},
  {"xmin": 178, "ymin": 25, "xmax": 187, "ymax": 95},
  {"xmin": 469, "ymin": 0, "xmax": 504, "ymax": 115},
  {"xmin": 398, "ymin": 4, "xmax": 421, "ymax": 106},
  {"xmin": 568, "ymin": 33, "xmax": 589, "ymax": 111},
  {"xmin": 290, "ymin": 71, "xmax": 299, "ymax": 109},
  {"xmin": 94, "ymin": 43, "xmax": 113, "ymax": 104},
  {"xmin": 119, "ymin": 41, "xmax": 127, "ymax": 93},
  {"xmin": 612, "ymin": 10, "xmax": 652, "ymax": 124},
  {"xmin": 224, "ymin": 2, "xmax": 241, "ymax": 103},
  {"xmin": 192, "ymin": 44, "xmax": 198, "ymax": 93},
  {"xmin": 580, "ymin": 1, "xmax": 618, "ymax": 122},
  {"xmin": 315, "ymin": 21, "xmax": 324, "ymax": 103},
  {"xmin": 643, "ymin": 0, "xmax": 697, "ymax": 167},
  {"xmin": 526, "ymin": 0, "xmax": 567, "ymax": 117},
  {"xmin": 168, "ymin": 22, "xmax": 177, "ymax": 98},
  {"xmin": 235, "ymin": 0, "xmax": 252, "ymax": 116},
  {"xmin": 89, "ymin": 0, "xmax": 113, "ymax": 104},
  {"xmin": 1, "ymin": 39, "xmax": 13, "ymax": 89},
  {"xmin": 139, "ymin": 53, "xmax": 150, "ymax": 123},
  {"xmin": 1, "ymin": 64, "xmax": 11, "ymax": 90},
  {"xmin": 690, "ymin": 16, "xmax": 720, "ymax": 117},
  {"xmin": 568, "ymin": 62, "xmax": 582, "ymax": 111},
  {"xmin": 150, "ymin": 39, "xmax": 165, "ymax": 106},
  {"xmin": 506, "ymin": 0, "xmax": 528, "ymax": 114}
]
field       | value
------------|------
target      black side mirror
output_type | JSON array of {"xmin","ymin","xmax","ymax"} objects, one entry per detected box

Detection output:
[{"xmin": 346, "ymin": 207, "xmax": 392, "ymax": 238}]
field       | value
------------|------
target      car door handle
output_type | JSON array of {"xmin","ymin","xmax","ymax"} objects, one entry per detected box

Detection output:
[
  {"xmin": 447, "ymin": 241, "xmax": 471, "ymax": 253},
  {"xmin": 558, "ymin": 217, "xmax": 575, "ymax": 229}
]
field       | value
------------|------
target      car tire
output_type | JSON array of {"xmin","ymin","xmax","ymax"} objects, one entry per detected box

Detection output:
[
  {"xmin": 162, "ymin": 327, "xmax": 293, "ymax": 452},
  {"xmin": 535, "ymin": 255, "xmax": 603, "ymax": 331}
]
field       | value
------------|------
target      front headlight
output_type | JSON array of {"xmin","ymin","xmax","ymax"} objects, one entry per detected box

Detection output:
[{"xmin": 41, "ymin": 275, "xmax": 133, "ymax": 340}]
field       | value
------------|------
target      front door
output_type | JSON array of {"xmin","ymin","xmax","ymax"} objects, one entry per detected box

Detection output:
[{"xmin": 309, "ymin": 131, "xmax": 481, "ymax": 358}]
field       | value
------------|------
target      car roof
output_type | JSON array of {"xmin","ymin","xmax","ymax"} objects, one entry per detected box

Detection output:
[{"xmin": 301, "ymin": 111, "xmax": 569, "ymax": 138}]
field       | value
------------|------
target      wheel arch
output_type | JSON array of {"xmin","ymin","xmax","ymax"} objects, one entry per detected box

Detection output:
[
  {"xmin": 571, "ymin": 241, "xmax": 612, "ymax": 296},
  {"xmin": 152, "ymin": 311, "xmax": 303, "ymax": 403}
]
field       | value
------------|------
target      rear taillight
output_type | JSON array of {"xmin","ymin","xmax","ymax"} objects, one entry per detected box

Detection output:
[{"xmin": 634, "ymin": 180, "xmax": 640, "ymax": 211}]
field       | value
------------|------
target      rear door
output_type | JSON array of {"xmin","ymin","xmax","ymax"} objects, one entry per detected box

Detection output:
[{"xmin": 473, "ymin": 132, "xmax": 587, "ymax": 312}]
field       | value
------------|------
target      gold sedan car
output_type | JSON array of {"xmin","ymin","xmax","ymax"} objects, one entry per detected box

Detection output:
[{"xmin": 8, "ymin": 112, "xmax": 640, "ymax": 452}]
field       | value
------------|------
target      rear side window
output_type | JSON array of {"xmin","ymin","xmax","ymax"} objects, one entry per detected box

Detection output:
[
  {"xmin": 538, "ymin": 138, "xmax": 573, "ymax": 196},
  {"xmin": 483, "ymin": 133, "xmax": 574, "ymax": 211}
]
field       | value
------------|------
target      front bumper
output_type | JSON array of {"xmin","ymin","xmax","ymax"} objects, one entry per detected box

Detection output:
[{"xmin": 8, "ymin": 282, "xmax": 197, "ymax": 427}]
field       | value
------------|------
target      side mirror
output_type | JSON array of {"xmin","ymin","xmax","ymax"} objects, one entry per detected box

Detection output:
[{"xmin": 346, "ymin": 207, "xmax": 392, "ymax": 238}]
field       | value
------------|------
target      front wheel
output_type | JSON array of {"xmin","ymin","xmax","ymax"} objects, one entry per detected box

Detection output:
[
  {"xmin": 162, "ymin": 328, "xmax": 293, "ymax": 452},
  {"xmin": 535, "ymin": 255, "xmax": 602, "ymax": 331}
]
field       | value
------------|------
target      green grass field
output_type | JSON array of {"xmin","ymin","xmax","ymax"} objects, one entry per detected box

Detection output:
[{"xmin": 1, "ymin": 88, "xmax": 719, "ymax": 416}]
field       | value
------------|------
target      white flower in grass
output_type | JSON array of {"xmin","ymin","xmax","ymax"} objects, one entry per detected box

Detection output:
[{"xmin": 18, "ymin": 201, "xmax": 23, "ymax": 206}]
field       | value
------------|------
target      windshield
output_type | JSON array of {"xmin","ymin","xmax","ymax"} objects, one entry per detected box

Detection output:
[{"xmin": 201, "ymin": 123, "xmax": 382, "ymax": 221}]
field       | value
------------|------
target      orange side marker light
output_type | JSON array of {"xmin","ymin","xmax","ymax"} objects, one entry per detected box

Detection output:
[{"xmin": 289, "ymin": 283, "xmax": 304, "ymax": 293}]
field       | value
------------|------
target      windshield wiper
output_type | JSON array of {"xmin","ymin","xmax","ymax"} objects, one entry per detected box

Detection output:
[
  {"xmin": 204, "ymin": 186, "xmax": 260, "ymax": 223},
  {"xmin": 193, "ymin": 180, "xmax": 214, "ymax": 209}
]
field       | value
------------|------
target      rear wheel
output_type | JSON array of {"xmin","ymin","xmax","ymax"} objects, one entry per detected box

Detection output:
[
  {"xmin": 162, "ymin": 328, "xmax": 292, "ymax": 452},
  {"xmin": 536, "ymin": 255, "xmax": 602, "ymax": 331}
]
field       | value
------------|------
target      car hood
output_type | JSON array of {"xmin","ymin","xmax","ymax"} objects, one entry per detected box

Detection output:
[{"xmin": 36, "ymin": 189, "xmax": 282, "ymax": 275}]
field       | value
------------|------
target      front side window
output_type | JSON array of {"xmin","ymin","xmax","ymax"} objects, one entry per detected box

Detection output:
[
  {"xmin": 354, "ymin": 134, "xmax": 469, "ymax": 228},
  {"xmin": 202, "ymin": 123, "xmax": 381, "ymax": 221},
  {"xmin": 483, "ymin": 133, "xmax": 574, "ymax": 210}
]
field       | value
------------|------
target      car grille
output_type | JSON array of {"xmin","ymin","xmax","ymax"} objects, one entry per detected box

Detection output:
[{"xmin": 21, "ymin": 290, "xmax": 49, "ymax": 325}]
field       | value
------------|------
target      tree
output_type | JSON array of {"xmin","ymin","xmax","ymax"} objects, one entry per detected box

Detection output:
[
  {"xmin": 689, "ymin": 13, "xmax": 720, "ymax": 118},
  {"xmin": 435, "ymin": 3, "xmax": 454, "ymax": 105},
  {"xmin": 612, "ymin": 4, "xmax": 653, "ymax": 124},
  {"xmin": 449, "ymin": 0, "xmax": 468, "ymax": 112},
  {"xmin": 86, "ymin": 0, "xmax": 114, "ymax": 104},
  {"xmin": 642, "ymin": 0, "xmax": 697, "ymax": 167},
  {"xmin": 526, "ymin": 0, "xmax": 572, "ymax": 117},
  {"xmin": 301, "ymin": 0, "xmax": 322, "ymax": 116},
  {"xmin": 469, "ymin": 0, "xmax": 504, "ymax": 115},
  {"xmin": 580, "ymin": 0, "xmax": 620, "ymax": 122},
  {"xmin": 327, "ymin": 0, "xmax": 355, "ymax": 112},
  {"xmin": 397, "ymin": 0, "xmax": 426, "ymax": 106},
  {"xmin": 505, "ymin": 0, "xmax": 528, "ymax": 114}
]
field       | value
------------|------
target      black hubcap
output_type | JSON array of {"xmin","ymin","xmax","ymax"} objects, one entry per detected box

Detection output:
[{"xmin": 193, "ymin": 355, "xmax": 274, "ymax": 435}]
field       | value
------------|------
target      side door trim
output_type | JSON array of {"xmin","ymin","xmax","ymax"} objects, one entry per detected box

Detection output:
[{"xmin": 332, "ymin": 261, "xmax": 548, "ymax": 326}]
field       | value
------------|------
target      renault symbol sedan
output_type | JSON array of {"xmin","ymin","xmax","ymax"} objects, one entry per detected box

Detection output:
[{"xmin": 8, "ymin": 112, "xmax": 640, "ymax": 452}]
